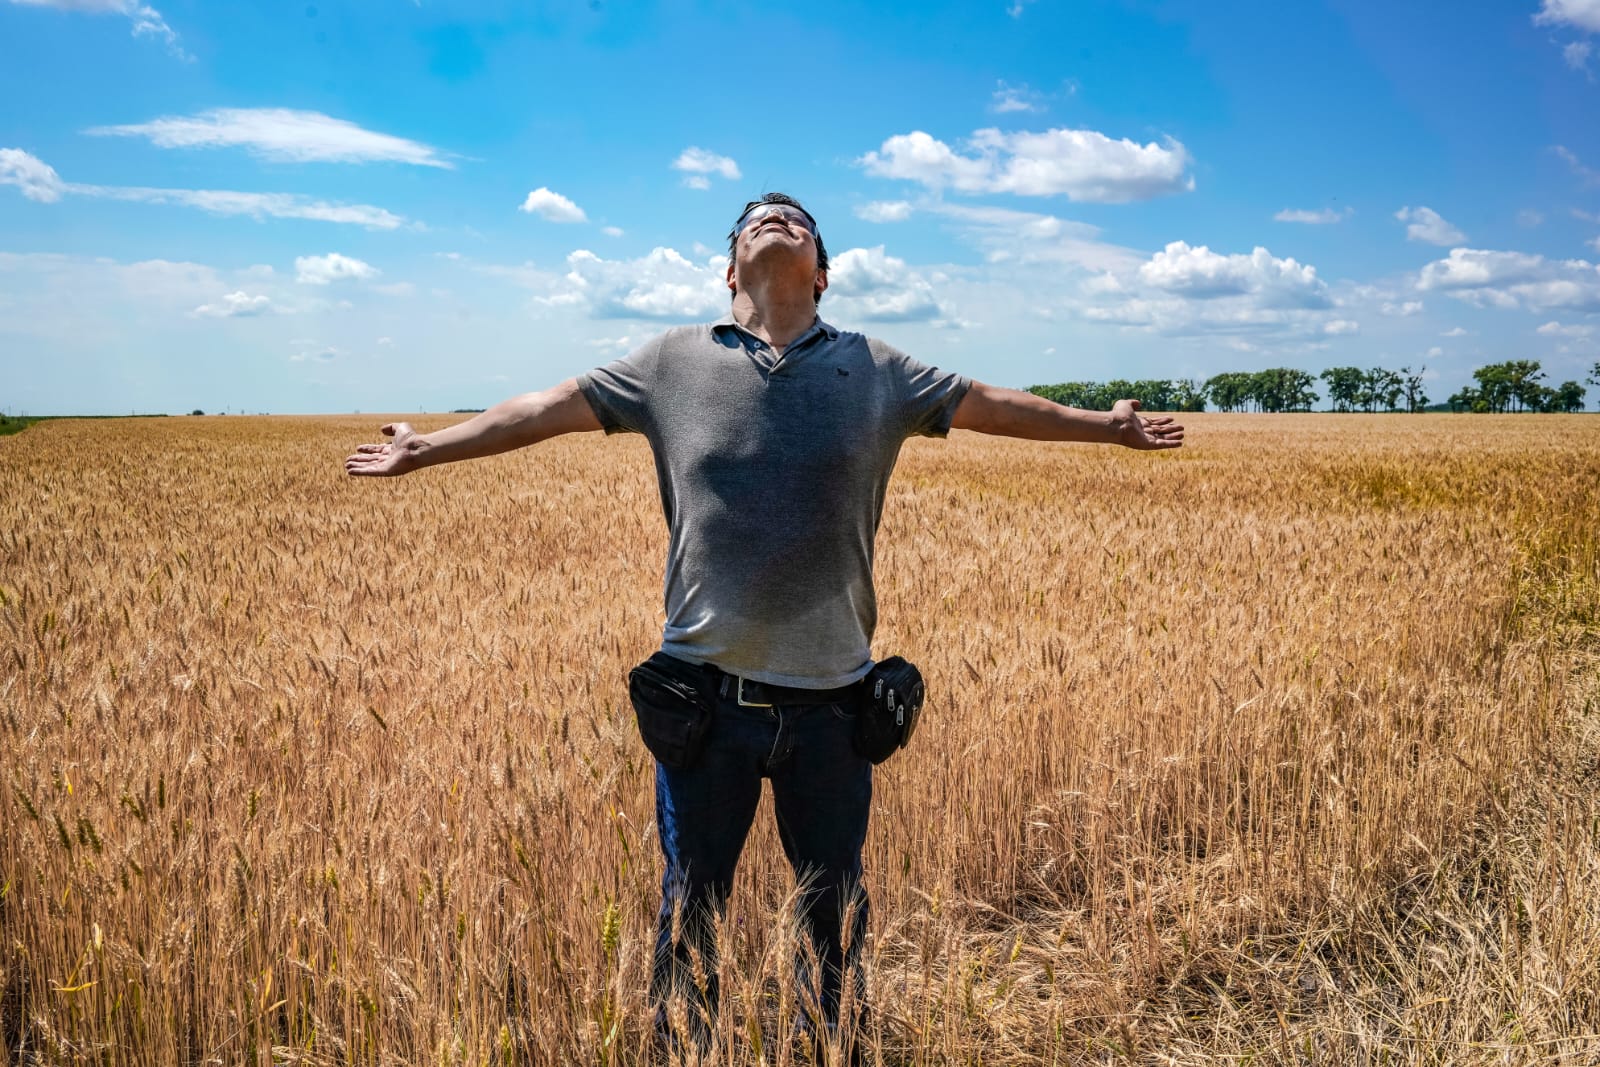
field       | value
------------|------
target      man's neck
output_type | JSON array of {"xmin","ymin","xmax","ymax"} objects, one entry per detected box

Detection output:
[{"xmin": 731, "ymin": 285, "xmax": 817, "ymax": 353}]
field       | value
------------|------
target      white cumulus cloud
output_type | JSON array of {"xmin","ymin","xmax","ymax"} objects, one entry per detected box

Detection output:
[
  {"xmin": 0, "ymin": 148, "xmax": 66, "ymax": 202},
  {"xmin": 0, "ymin": 147, "xmax": 407, "ymax": 227},
  {"xmin": 588, "ymin": 334, "xmax": 641, "ymax": 352},
  {"xmin": 519, "ymin": 187, "xmax": 587, "ymax": 223},
  {"xmin": 1535, "ymin": 0, "xmax": 1600, "ymax": 32},
  {"xmin": 1075, "ymin": 241, "xmax": 1350, "ymax": 342},
  {"xmin": 825, "ymin": 246, "xmax": 946, "ymax": 323},
  {"xmin": 0, "ymin": 251, "xmax": 306, "ymax": 340},
  {"xmin": 1417, "ymin": 248, "xmax": 1600, "ymax": 312},
  {"xmin": 1396, "ymin": 206, "xmax": 1466, "ymax": 246},
  {"xmin": 671, "ymin": 147, "xmax": 741, "ymax": 187},
  {"xmin": 990, "ymin": 82, "xmax": 1044, "ymax": 113},
  {"xmin": 854, "ymin": 200, "xmax": 914, "ymax": 223},
  {"xmin": 1555, "ymin": 145, "xmax": 1600, "ymax": 185},
  {"xmin": 290, "ymin": 344, "xmax": 341, "ymax": 363},
  {"xmin": 1416, "ymin": 248, "xmax": 1546, "ymax": 291},
  {"xmin": 929, "ymin": 202, "xmax": 1142, "ymax": 273},
  {"xmin": 1537, "ymin": 320, "xmax": 1596, "ymax": 338},
  {"xmin": 96, "ymin": 186, "xmax": 405, "ymax": 227},
  {"xmin": 1137, "ymin": 241, "xmax": 1330, "ymax": 307},
  {"xmin": 190, "ymin": 290, "xmax": 272, "ymax": 317},
  {"xmin": 558, "ymin": 247, "xmax": 726, "ymax": 320},
  {"xmin": 7, "ymin": 0, "xmax": 187, "ymax": 57},
  {"xmin": 1274, "ymin": 207, "xmax": 1350, "ymax": 224},
  {"xmin": 295, "ymin": 253, "xmax": 378, "ymax": 285},
  {"xmin": 87, "ymin": 108, "xmax": 453, "ymax": 167},
  {"xmin": 1077, "ymin": 241, "xmax": 1342, "ymax": 341},
  {"xmin": 859, "ymin": 126, "xmax": 1194, "ymax": 203}
]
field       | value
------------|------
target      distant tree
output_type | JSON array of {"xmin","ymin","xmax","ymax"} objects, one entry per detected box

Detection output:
[
  {"xmin": 1128, "ymin": 379, "xmax": 1176, "ymax": 410},
  {"xmin": 1448, "ymin": 387, "xmax": 1484, "ymax": 413},
  {"xmin": 1171, "ymin": 379, "xmax": 1208, "ymax": 412},
  {"xmin": 1361, "ymin": 367, "xmax": 1404, "ymax": 412},
  {"xmin": 1400, "ymin": 366, "xmax": 1430, "ymax": 413},
  {"xmin": 1030, "ymin": 379, "xmax": 1193, "ymax": 411},
  {"xmin": 1319, "ymin": 366, "xmax": 1364, "ymax": 412},
  {"xmin": 1506, "ymin": 360, "xmax": 1547, "ymax": 412},
  {"xmin": 1550, "ymin": 381, "xmax": 1586, "ymax": 414},
  {"xmin": 190, "ymin": 409, "xmax": 205, "ymax": 416},
  {"xmin": 1204, "ymin": 371, "xmax": 1254, "ymax": 412},
  {"xmin": 1104, "ymin": 379, "xmax": 1135, "ymax": 411},
  {"xmin": 1030, "ymin": 382, "xmax": 1104, "ymax": 409},
  {"xmin": 1467, "ymin": 360, "xmax": 1545, "ymax": 413},
  {"xmin": 1249, "ymin": 368, "xmax": 1318, "ymax": 412},
  {"xmin": 1471, "ymin": 364, "xmax": 1513, "ymax": 412},
  {"xmin": 1284, "ymin": 369, "xmax": 1319, "ymax": 412},
  {"xmin": 1588, "ymin": 362, "xmax": 1600, "ymax": 409},
  {"xmin": 1239, "ymin": 371, "xmax": 1267, "ymax": 412},
  {"xmin": 1244, "ymin": 372, "xmax": 1271, "ymax": 412}
]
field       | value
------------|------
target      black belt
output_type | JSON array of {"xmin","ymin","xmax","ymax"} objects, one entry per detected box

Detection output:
[{"xmin": 708, "ymin": 666, "xmax": 860, "ymax": 708}]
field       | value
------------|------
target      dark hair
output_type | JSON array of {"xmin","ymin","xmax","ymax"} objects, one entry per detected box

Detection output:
[{"xmin": 727, "ymin": 192, "xmax": 829, "ymax": 304}]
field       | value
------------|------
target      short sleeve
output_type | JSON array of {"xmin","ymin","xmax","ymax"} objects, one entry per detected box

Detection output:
[
  {"xmin": 576, "ymin": 337, "xmax": 661, "ymax": 436},
  {"xmin": 873, "ymin": 340, "xmax": 971, "ymax": 439}
]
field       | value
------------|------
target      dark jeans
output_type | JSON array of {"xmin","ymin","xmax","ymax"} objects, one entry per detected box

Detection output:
[{"xmin": 649, "ymin": 683, "xmax": 871, "ymax": 1047}]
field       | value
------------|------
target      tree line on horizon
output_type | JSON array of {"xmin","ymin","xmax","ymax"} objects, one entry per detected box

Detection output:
[{"xmin": 1029, "ymin": 359, "xmax": 1600, "ymax": 414}]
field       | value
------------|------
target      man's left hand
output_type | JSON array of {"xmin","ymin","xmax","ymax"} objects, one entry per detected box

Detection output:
[{"xmin": 1111, "ymin": 399, "xmax": 1185, "ymax": 451}]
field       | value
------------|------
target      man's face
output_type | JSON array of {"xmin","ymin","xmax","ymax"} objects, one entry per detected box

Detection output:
[
  {"xmin": 736, "ymin": 203, "xmax": 817, "ymax": 259},
  {"xmin": 727, "ymin": 202, "xmax": 827, "ymax": 299}
]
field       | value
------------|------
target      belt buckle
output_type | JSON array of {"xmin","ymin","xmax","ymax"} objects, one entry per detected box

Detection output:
[{"xmin": 736, "ymin": 677, "xmax": 773, "ymax": 708}]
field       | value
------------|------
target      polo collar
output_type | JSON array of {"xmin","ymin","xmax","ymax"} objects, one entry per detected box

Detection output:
[{"xmin": 712, "ymin": 315, "xmax": 841, "ymax": 346}]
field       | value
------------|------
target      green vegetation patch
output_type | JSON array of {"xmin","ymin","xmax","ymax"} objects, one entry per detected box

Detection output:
[{"xmin": 0, "ymin": 415, "xmax": 47, "ymax": 438}]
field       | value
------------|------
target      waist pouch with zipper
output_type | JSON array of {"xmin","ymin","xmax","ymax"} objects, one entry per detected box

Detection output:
[
  {"xmin": 852, "ymin": 655, "xmax": 926, "ymax": 764},
  {"xmin": 627, "ymin": 651, "xmax": 716, "ymax": 769}
]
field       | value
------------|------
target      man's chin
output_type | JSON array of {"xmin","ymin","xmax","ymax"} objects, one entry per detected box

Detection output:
[{"xmin": 744, "ymin": 242, "xmax": 814, "ymax": 270}]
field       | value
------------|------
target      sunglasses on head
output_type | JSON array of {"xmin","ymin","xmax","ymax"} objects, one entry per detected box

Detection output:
[{"xmin": 734, "ymin": 202, "xmax": 818, "ymax": 236}]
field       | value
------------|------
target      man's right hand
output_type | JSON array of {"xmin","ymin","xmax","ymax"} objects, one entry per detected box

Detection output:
[
  {"xmin": 345, "ymin": 422, "xmax": 425, "ymax": 477},
  {"xmin": 342, "ymin": 381, "xmax": 602, "ymax": 478}
]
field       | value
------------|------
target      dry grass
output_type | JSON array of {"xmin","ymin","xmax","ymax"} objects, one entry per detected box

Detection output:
[{"xmin": 2, "ymin": 412, "xmax": 1597, "ymax": 1065}]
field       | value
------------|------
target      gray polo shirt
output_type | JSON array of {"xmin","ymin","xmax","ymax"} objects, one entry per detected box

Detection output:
[{"xmin": 577, "ymin": 316, "xmax": 970, "ymax": 689}]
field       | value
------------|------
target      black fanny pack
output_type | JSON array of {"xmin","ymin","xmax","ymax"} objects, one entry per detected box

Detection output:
[
  {"xmin": 628, "ymin": 651, "xmax": 925, "ymax": 768},
  {"xmin": 852, "ymin": 656, "xmax": 926, "ymax": 764},
  {"xmin": 627, "ymin": 652, "xmax": 716, "ymax": 769}
]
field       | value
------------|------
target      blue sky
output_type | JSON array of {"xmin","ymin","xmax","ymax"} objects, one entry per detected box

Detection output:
[{"xmin": 3, "ymin": 0, "xmax": 1599, "ymax": 415}]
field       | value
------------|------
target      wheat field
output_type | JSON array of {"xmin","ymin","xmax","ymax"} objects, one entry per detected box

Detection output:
[{"xmin": 2, "ymin": 412, "xmax": 1598, "ymax": 1065}]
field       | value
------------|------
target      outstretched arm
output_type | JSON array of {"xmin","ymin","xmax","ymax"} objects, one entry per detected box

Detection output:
[
  {"xmin": 949, "ymin": 381, "xmax": 1184, "ymax": 450},
  {"xmin": 344, "ymin": 378, "xmax": 603, "ymax": 477}
]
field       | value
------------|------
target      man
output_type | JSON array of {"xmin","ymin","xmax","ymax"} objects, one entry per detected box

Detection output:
[{"xmin": 345, "ymin": 193, "xmax": 1183, "ymax": 1053}]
